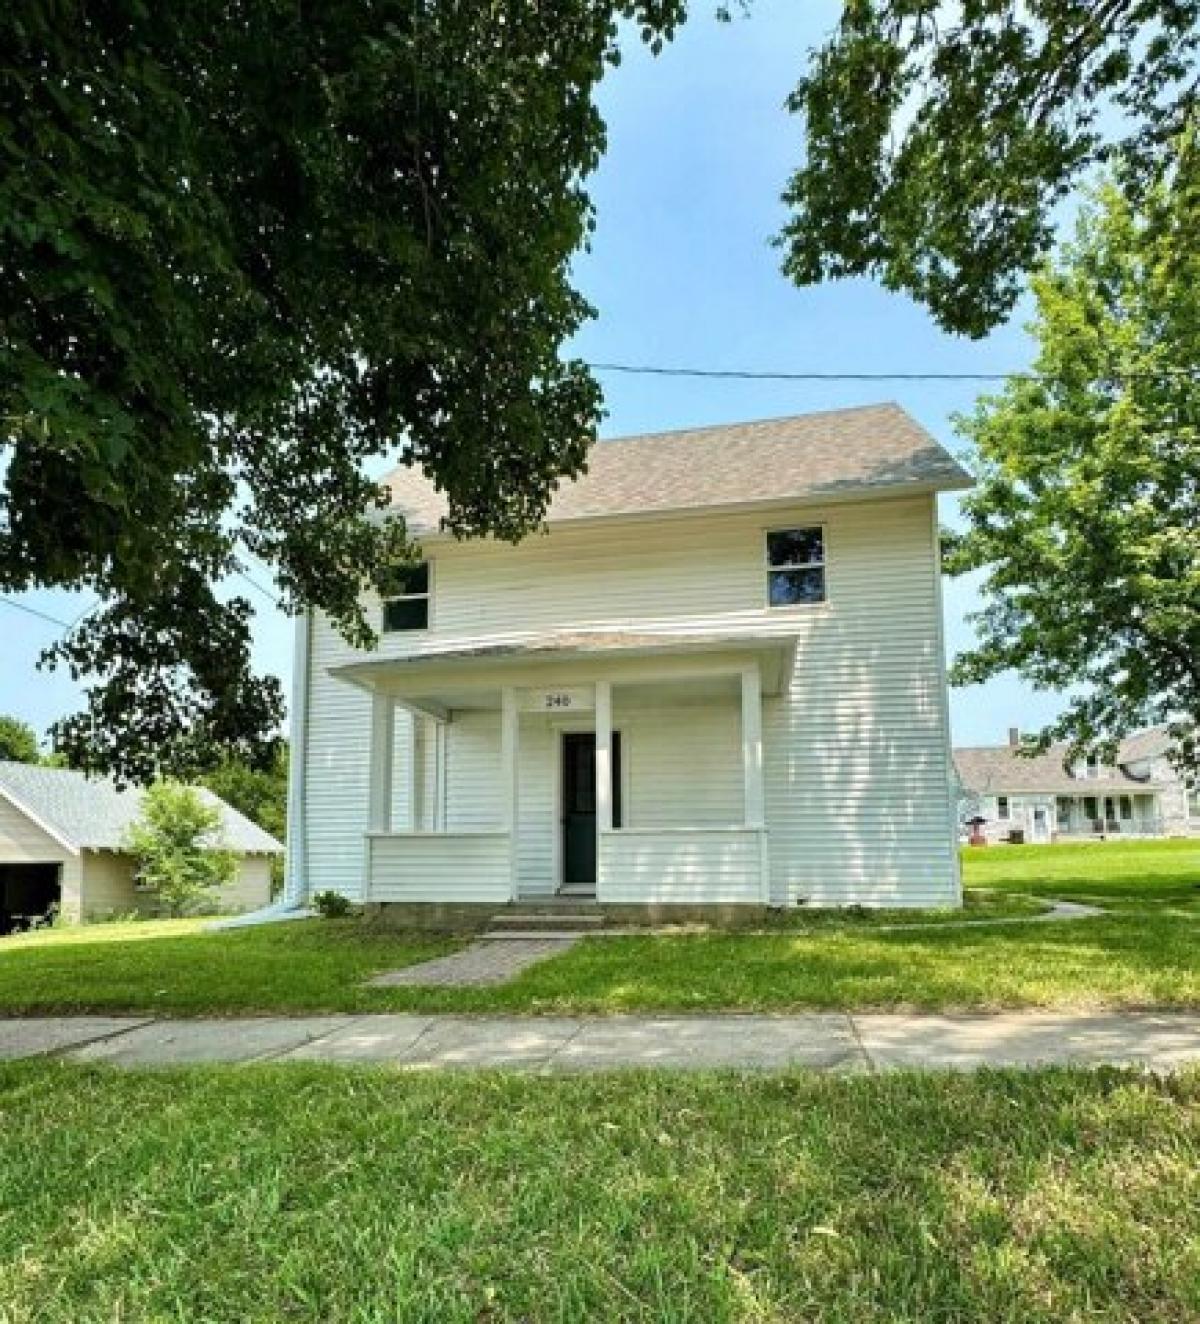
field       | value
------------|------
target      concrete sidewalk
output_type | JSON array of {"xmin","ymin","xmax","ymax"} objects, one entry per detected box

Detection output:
[{"xmin": 1, "ymin": 1011, "xmax": 1199, "ymax": 1073}]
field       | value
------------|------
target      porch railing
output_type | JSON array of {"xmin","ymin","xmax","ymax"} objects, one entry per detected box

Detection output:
[
  {"xmin": 365, "ymin": 831, "xmax": 512, "ymax": 903},
  {"xmin": 597, "ymin": 827, "xmax": 767, "ymax": 905}
]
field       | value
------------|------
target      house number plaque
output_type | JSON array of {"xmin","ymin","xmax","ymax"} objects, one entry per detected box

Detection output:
[{"xmin": 522, "ymin": 686, "xmax": 594, "ymax": 713}]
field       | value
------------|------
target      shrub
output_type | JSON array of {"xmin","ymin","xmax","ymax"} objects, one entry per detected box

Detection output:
[
  {"xmin": 123, "ymin": 783, "xmax": 237, "ymax": 916},
  {"xmin": 312, "ymin": 890, "xmax": 352, "ymax": 919}
]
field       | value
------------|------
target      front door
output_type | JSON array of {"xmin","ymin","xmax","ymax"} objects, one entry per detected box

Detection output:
[
  {"xmin": 1031, "ymin": 806, "xmax": 1050, "ymax": 843},
  {"xmin": 561, "ymin": 731, "xmax": 621, "ymax": 888}
]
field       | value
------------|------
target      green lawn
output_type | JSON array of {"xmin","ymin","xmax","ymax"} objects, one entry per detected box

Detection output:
[
  {"xmin": 965, "ymin": 837, "xmax": 1200, "ymax": 913},
  {"xmin": 0, "ymin": 839, "xmax": 1194, "ymax": 1015},
  {"xmin": 0, "ymin": 918, "xmax": 455, "ymax": 1016},
  {"xmin": 0, "ymin": 1061, "xmax": 1196, "ymax": 1322}
]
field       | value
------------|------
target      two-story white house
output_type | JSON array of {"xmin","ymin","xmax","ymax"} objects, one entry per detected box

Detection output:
[{"xmin": 285, "ymin": 405, "xmax": 971, "ymax": 919}]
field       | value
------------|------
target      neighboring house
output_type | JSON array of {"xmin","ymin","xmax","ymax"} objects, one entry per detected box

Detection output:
[
  {"xmin": 0, "ymin": 763, "xmax": 282, "ymax": 929},
  {"xmin": 286, "ymin": 404, "xmax": 971, "ymax": 918},
  {"xmin": 955, "ymin": 726, "xmax": 1199, "ymax": 844},
  {"xmin": 1111, "ymin": 726, "xmax": 1199, "ymax": 837}
]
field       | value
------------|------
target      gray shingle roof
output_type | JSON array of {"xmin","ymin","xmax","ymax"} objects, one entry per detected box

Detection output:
[
  {"xmin": 383, "ymin": 404, "xmax": 971, "ymax": 534},
  {"xmin": 1117, "ymin": 726, "xmax": 1172, "ymax": 763},
  {"xmin": 0, "ymin": 763, "xmax": 284, "ymax": 854},
  {"xmin": 953, "ymin": 745, "xmax": 1169, "ymax": 796}
]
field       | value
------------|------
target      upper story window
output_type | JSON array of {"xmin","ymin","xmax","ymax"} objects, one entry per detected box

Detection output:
[
  {"xmin": 766, "ymin": 527, "xmax": 826, "ymax": 607},
  {"xmin": 381, "ymin": 562, "xmax": 430, "ymax": 632}
]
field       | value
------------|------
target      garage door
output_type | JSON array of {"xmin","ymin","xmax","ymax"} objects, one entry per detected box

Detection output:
[{"xmin": 0, "ymin": 863, "xmax": 61, "ymax": 933}]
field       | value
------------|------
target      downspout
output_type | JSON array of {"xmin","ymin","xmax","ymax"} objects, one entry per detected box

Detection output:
[
  {"xmin": 930, "ymin": 499, "xmax": 963, "ymax": 904},
  {"xmin": 283, "ymin": 607, "xmax": 312, "ymax": 907},
  {"xmin": 206, "ymin": 608, "xmax": 314, "ymax": 931}
]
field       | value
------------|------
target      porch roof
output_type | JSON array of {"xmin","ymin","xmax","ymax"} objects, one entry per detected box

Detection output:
[{"xmin": 329, "ymin": 629, "xmax": 796, "ymax": 696}]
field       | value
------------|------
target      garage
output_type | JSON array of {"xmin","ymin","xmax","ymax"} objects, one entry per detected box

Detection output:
[
  {"xmin": 1, "ymin": 761, "xmax": 281, "ymax": 922},
  {"xmin": 0, "ymin": 862, "xmax": 61, "ymax": 933}
]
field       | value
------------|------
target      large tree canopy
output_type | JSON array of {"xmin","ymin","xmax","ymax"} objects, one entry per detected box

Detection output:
[
  {"xmin": 780, "ymin": 1, "xmax": 1200, "ymax": 337},
  {"xmin": 1, "ymin": 0, "xmax": 688, "ymax": 782},
  {"xmin": 945, "ymin": 144, "xmax": 1200, "ymax": 764}
]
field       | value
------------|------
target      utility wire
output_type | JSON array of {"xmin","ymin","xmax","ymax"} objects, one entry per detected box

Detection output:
[
  {"xmin": 0, "ymin": 596, "xmax": 73, "ymax": 630},
  {"xmin": 587, "ymin": 361, "xmax": 1198, "ymax": 383},
  {"xmin": 234, "ymin": 564, "xmax": 282, "ymax": 608}
]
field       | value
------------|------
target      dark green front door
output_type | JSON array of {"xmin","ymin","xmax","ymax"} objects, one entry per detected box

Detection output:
[{"xmin": 562, "ymin": 731, "xmax": 621, "ymax": 887}]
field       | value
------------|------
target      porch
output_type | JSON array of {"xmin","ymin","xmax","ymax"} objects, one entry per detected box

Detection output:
[
  {"xmin": 1054, "ymin": 792, "xmax": 1164, "ymax": 840},
  {"xmin": 334, "ymin": 635, "xmax": 793, "ymax": 908}
]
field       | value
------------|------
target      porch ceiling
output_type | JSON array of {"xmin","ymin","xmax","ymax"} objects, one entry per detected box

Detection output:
[{"xmin": 329, "ymin": 629, "xmax": 796, "ymax": 702}]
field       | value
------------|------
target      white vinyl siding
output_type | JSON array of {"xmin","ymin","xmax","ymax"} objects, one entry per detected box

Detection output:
[
  {"xmin": 599, "ymin": 828, "xmax": 762, "ymax": 904},
  {"xmin": 0, "ymin": 795, "xmax": 81, "ymax": 918},
  {"xmin": 299, "ymin": 492, "xmax": 958, "ymax": 906},
  {"xmin": 367, "ymin": 832, "xmax": 510, "ymax": 902},
  {"xmin": 618, "ymin": 699, "xmax": 742, "ymax": 829},
  {"xmin": 0, "ymin": 795, "xmax": 69, "ymax": 864}
]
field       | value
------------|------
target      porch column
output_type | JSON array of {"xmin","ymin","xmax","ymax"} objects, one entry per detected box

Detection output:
[
  {"xmin": 434, "ymin": 720, "xmax": 448, "ymax": 832},
  {"xmin": 367, "ymin": 691, "xmax": 395, "ymax": 834},
  {"xmin": 500, "ymin": 686, "xmax": 519, "ymax": 899},
  {"xmin": 741, "ymin": 664, "xmax": 765, "ymax": 828},
  {"xmin": 741, "ymin": 663, "xmax": 769, "ymax": 903},
  {"xmin": 405, "ymin": 716, "xmax": 420, "ymax": 832},
  {"xmin": 595, "ymin": 680, "xmax": 613, "ymax": 833},
  {"xmin": 595, "ymin": 679, "xmax": 613, "ymax": 897}
]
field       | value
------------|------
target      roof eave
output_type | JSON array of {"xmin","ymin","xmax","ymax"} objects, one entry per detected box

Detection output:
[
  {"xmin": 383, "ymin": 474, "xmax": 974, "ymax": 542},
  {"xmin": 330, "ymin": 632, "xmax": 798, "ymax": 695},
  {"xmin": 0, "ymin": 785, "xmax": 80, "ymax": 855}
]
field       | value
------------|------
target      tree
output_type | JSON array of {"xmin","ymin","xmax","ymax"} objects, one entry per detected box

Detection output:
[
  {"xmin": 1, "ymin": 1, "xmax": 689, "ymax": 783},
  {"xmin": 0, "ymin": 715, "xmax": 39, "ymax": 764},
  {"xmin": 944, "ymin": 145, "xmax": 1200, "ymax": 766},
  {"xmin": 199, "ymin": 746, "xmax": 289, "ymax": 893},
  {"xmin": 123, "ymin": 782, "xmax": 237, "ymax": 915},
  {"xmin": 779, "ymin": 2, "xmax": 1200, "ymax": 337}
]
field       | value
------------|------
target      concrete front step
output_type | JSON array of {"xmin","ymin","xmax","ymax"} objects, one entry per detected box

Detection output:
[
  {"xmin": 482, "ymin": 929, "xmax": 595, "ymax": 941},
  {"xmin": 489, "ymin": 910, "xmax": 605, "ymax": 932}
]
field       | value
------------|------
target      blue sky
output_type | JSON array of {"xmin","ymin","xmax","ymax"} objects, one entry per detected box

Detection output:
[{"xmin": 0, "ymin": 0, "xmax": 1071, "ymax": 749}]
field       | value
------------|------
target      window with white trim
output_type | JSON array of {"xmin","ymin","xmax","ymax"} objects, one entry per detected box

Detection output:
[
  {"xmin": 381, "ymin": 562, "xmax": 430, "ymax": 632},
  {"xmin": 996, "ymin": 795, "xmax": 1010, "ymax": 820},
  {"xmin": 766, "ymin": 527, "xmax": 826, "ymax": 607}
]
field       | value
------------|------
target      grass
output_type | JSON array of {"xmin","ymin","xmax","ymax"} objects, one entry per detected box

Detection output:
[
  {"xmin": 0, "ymin": 839, "xmax": 1194, "ymax": 1016},
  {"xmin": 964, "ymin": 837, "xmax": 1200, "ymax": 914},
  {"xmin": 0, "ymin": 1060, "xmax": 1196, "ymax": 1322},
  {"xmin": 761, "ymin": 886, "xmax": 1049, "ymax": 927},
  {"xmin": 0, "ymin": 918, "xmax": 455, "ymax": 1015}
]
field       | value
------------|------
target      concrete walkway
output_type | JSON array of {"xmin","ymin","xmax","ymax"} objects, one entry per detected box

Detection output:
[
  {"xmin": 2, "ymin": 1011, "xmax": 1198, "ymax": 1073},
  {"xmin": 364, "ymin": 897, "xmax": 1111, "ymax": 991},
  {"xmin": 367, "ymin": 937, "xmax": 579, "ymax": 987},
  {"xmin": 870, "ymin": 897, "xmax": 1106, "ymax": 932}
]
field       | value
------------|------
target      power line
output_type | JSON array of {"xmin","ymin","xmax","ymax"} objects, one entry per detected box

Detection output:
[
  {"xmin": 0, "ymin": 596, "xmax": 73, "ymax": 630},
  {"xmin": 234, "ymin": 563, "xmax": 282, "ymax": 609},
  {"xmin": 587, "ymin": 361, "xmax": 1198, "ymax": 383}
]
